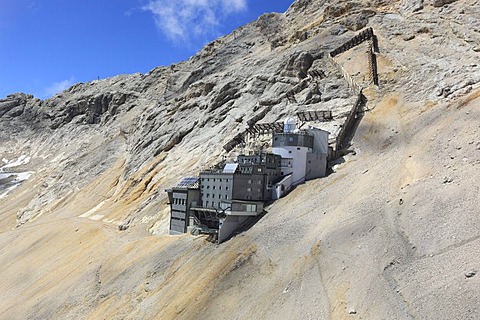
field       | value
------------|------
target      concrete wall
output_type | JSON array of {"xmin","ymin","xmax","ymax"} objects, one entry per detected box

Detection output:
[
  {"xmin": 273, "ymin": 174, "xmax": 293, "ymax": 200},
  {"xmin": 170, "ymin": 217, "xmax": 187, "ymax": 234},
  {"xmin": 305, "ymin": 152, "xmax": 327, "ymax": 180},
  {"xmin": 308, "ymin": 128, "xmax": 329, "ymax": 154},
  {"xmin": 218, "ymin": 215, "xmax": 249, "ymax": 243},
  {"xmin": 273, "ymin": 145, "xmax": 309, "ymax": 185}
]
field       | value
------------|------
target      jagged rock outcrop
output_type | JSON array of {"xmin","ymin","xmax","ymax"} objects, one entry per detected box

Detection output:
[
  {"xmin": 0, "ymin": 0, "xmax": 479, "ymax": 319},
  {"xmin": 432, "ymin": 0, "xmax": 458, "ymax": 7}
]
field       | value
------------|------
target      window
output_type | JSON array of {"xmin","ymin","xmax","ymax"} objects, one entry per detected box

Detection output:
[
  {"xmin": 212, "ymin": 194, "xmax": 215, "ymax": 199},
  {"xmin": 219, "ymin": 178, "xmax": 222, "ymax": 182},
  {"xmin": 206, "ymin": 201, "xmax": 209, "ymax": 206},
  {"xmin": 213, "ymin": 178, "xmax": 216, "ymax": 182},
  {"xmin": 219, "ymin": 186, "xmax": 222, "ymax": 190},
  {"xmin": 248, "ymin": 180, "xmax": 252, "ymax": 184},
  {"xmin": 257, "ymin": 180, "xmax": 262, "ymax": 184},
  {"xmin": 207, "ymin": 185, "xmax": 210, "ymax": 189},
  {"xmin": 225, "ymin": 195, "xmax": 228, "ymax": 199},
  {"xmin": 206, "ymin": 194, "xmax": 210, "ymax": 198},
  {"xmin": 226, "ymin": 186, "xmax": 229, "ymax": 190},
  {"xmin": 247, "ymin": 188, "xmax": 251, "ymax": 192},
  {"xmin": 288, "ymin": 151, "xmax": 292, "ymax": 154},
  {"xmin": 207, "ymin": 178, "xmax": 210, "ymax": 181},
  {"xmin": 297, "ymin": 147, "xmax": 301, "ymax": 150},
  {"xmin": 289, "ymin": 137, "xmax": 294, "ymax": 142},
  {"xmin": 257, "ymin": 168, "xmax": 262, "ymax": 172},
  {"xmin": 213, "ymin": 186, "xmax": 216, "ymax": 190}
]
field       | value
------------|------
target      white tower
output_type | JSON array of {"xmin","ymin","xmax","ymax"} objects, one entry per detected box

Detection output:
[
  {"xmin": 283, "ymin": 117, "xmax": 296, "ymax": 133},
  {"xmin": 272, "ymin": 118, "xmax": 314, "ymax": 185}
]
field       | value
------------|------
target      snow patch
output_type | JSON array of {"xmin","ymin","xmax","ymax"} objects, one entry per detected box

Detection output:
[
  {"xmin": 2, "ymin": 155, "xmax": 31, "ymax": 169},
  {"xmin": 0, "ymin": 155, "xmax": 34, "ymax": 199},
  {"xmin": 14, "ymin": 172, "xmax": 34, "ymax": 181},
  {"xmin": 0, "ymin": 173, "xmax": 14, "ymax": 180}
]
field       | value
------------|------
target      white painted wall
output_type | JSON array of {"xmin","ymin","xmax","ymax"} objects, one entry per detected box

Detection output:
[
  {"xmin": 272, "ymin": 174, "xmax": 293, "ymax": 200},
  {"xmin": 273, "ymin": 145, "xmax": 309, "ymax": 185}
]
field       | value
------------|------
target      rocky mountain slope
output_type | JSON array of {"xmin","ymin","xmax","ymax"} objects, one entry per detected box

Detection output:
[{"xmin": 0, "ymin": 0, "xmax": 479, "ymax": 319}]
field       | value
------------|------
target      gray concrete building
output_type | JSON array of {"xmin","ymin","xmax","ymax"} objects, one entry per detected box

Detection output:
[
  {"xmin": 199, "ymin": 172, "xmax": 234, "ymax": 209},
  {"xmin": 272, "ymin": 119, "xmax": 329, "ymax": 185},
  {"xmin": 199, "ymin": 153, "xmax": 282, "ymax": 208},
  {"xmin": 166, "ymin": 119, "xmax": 329, "ymax": 241},
  {"xmin": 166, "ymin": 177, "xmax": 201, "ymax": 234}
]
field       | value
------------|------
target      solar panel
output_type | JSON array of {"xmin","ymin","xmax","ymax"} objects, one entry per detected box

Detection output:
[
  {"xmin": 177, "ymin": 177, "xmax": 199, "ymax": 187},
  {"xmin": 223, "ymin": 163, "xmax": 239, "ymax": 174}
]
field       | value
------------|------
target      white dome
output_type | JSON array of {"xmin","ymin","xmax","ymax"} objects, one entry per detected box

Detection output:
[{"xmin": 283, "ymin": 117, "xmax": 296, "ymax": 133}]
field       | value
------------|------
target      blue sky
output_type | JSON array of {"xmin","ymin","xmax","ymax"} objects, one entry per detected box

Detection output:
[{"xmin": 0, "ymin": 0, "xmax": 293, "ymax": 99}]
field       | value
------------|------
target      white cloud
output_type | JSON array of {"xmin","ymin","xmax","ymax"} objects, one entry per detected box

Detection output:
[
  {"xmin": 143, "ymin": 0, "xmax": 248, "ymax": 44},
  {"xmin": 43, "ymin": 76, "xmax": 75, "ymax": 98}
]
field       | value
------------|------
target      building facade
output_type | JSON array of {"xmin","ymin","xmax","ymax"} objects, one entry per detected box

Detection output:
[
  {"xmin": 166, "ymin": 177, "xmax": 201, "ymax": 234},
  {"xmin": 166, "ymin": 118, "xmax": 330, "ymax": 242},
  {"xmin": 272, "ymin": 119, "xmax": 329, "ymax": 185}
]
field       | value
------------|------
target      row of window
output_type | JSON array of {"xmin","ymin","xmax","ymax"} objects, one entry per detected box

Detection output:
[
  {"xmin": 205, "ymin": 194, "xmax": 229, "ymax": 199},
  {"xmin": 201, "ymin": 177, "xmax": 229, "ymax": 183},
  {"xmin": 243, "ymin": 195, "xmax": 262, "ymax": 200},
  {"xmin": 203, "ymin": 201, "xmax": 260, "ymax": 210},
  {"xmin": 205, "ymin": 201, "xmax": 220, "ymax": 208},
  {"xmin": 241, "ymin": 157, "xmax": 279, "ymax": 164},
  {"xmin": 173, "ymin": 198, "xmax": 186, "ymax": 205},
  {"xmin": 201, "ymin": 185, "xmax": 230, "ymax": 190}
]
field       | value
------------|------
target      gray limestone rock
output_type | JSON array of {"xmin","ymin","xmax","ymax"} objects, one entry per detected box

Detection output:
[
  {"xmin": 1, "ymin": 0, "xmax": 480, "ymax": 319},
  {"xmin": 432, "ymin": 0, "xmax": 459, "ymax": 7}
]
